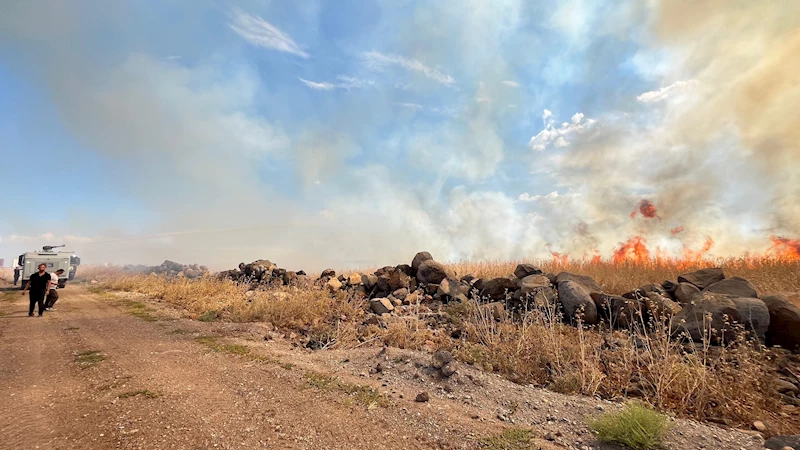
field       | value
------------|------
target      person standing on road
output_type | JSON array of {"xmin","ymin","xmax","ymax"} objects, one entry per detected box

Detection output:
[
  {"xmin": 45, "ymin": 269, "xmax": 64, "ymax": 311},
  {"xmin": 13, "ymin": 266, "xmax": 21, "ymax": 285},
  {"xmin": 21, "ymin": 263, "xmax": 51, "ymax": 317}
]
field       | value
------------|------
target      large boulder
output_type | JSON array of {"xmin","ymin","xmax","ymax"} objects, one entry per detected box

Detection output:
[
  {"xmin": 704, "ymin": 277, "xmax": 759, "ymax": 298},
  {"xmin": 480, "ymin": 277, "xmax": 518, "ymax": 302},
  {"xmin": 514, "ymin": 263, "xmax": 542, "ymax": 279},
  {"xmin": 593, "ymin": 294, "xmax": 643, "ymax": 329},
  {"xmin": 377, "ymin": 270, "xmax": 411, "ymax": 293},
  {"xmin": 361, "ymin": 274, "xmax": 378, "ymax": 290},
  {"xmin": 320, "ymin": 268, "xmax": 336, "ymax": 278},
  {"xmin": 518, "ymin": 274, "xmax": 551, "ymax": 293},
  {"xmin": 557, "ymin": 281, "xmax": 598, "ymax": 324},
  {"xmin": 516, "ymin": 275, "xmax": 556, "ymax": 309},
  {"xmin": 673, "ymin": 282, "xmax": 701, "ymax": 304},
  {"xmin": 730, "ymin": 297, "xmax": 770, "ymax": 342},
  {"xmin": 678, "ymin": 268, "xmax": 725, "ymax": 290},
  {"xmin": 672, "ymin": 292, "xmax": 742, "ymax": 344},
  {"xmin": 411, "ymin": 252, "xmax": 433, "ymax": 271},
  {"xmin": 645, "ymin": 292, "xmax": 682, "ymax": 322},
  {"xmin": 395, "ymin": 264, "xmax": 414, "ymax": 277},
  {"xmin": 416, "ymin": 260, "xmax": 455, "ymax": 285},
  {"xmin": 555, "ymin": 272, "xmax": 602, "ymax": 296},
  {"xmin": 437, "ymin": 277, "xmax": 471, "ymax": 302},
  {"xmin": 762, "ymin": 294, "xmax": 800, "ymax": 352}
]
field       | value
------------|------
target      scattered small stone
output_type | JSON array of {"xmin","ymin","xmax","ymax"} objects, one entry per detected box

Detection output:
[
  {"xmin": 415, "ymin": 392, "xmax": 430, "ymax": 402},
  {"xmin": 432, "ymin": 350, "xmax": 453, "ymax": 369},
  {"xmin": 441, "ymin": 361, "xmax": 457, "ymax": 377},
  {"xmin": 545, "ymin": 432, "xmax": 556, "ymax": 441},
  {"xmin": 753, "ymin": 420, "xmax": 767, "ymax": 432}
]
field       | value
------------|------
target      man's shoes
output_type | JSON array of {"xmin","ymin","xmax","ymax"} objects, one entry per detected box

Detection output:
[
  {"xmin": 37, "ymin": 314, "xmax": 43, "ymax": 317},
  {"xmin": 46, "ymin": 307, "xmax": 54, "ymax": 311},
  {"xmin": 28, "ymin": 313, "xmax": 34, "ymax": 317}
]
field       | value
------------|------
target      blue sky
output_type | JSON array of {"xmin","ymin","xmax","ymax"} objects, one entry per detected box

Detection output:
[{"xmin": 1, "ymin": 1, "xmax": 798, "ymax": 269}]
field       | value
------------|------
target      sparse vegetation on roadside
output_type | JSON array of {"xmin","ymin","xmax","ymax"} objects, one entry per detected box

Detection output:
[
  {"xmin": 127, "ymin": 301, "xmax": 158, "ymax": 321},
  {"xmin": 90, "ymin": 257, "xmax": 800, "ymax": 432},
  {"xmin": 303, "ymin": 371, "xmax": 389, "ymax": 408},
  {"xmin": 589, "ymin": 402, "xmax": 670, "ymax": 450},
  {"xmin": 480, "ymin": 427, "xmax": 534, "ymax": 450},
  {"xmin": 195, "ymin": 335, "xmax": 251, "ymax": 356},
  {"xmin": 75, "ymin": 350, "xmax": 105, "ymax": 368},
  {"xmin": 119, "ymin": 389, "xmax": 160, "ymax": 399}
]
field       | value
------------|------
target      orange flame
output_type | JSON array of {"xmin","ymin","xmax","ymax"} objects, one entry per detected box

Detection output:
[
  {"xmin": 768, "ymin": 236, "xmax": 800, "ymax": 260},
  {"xmin": 670, "ymin": 226, "xmax": 684, "ymax": 235},
  {"xmin": 545, "ymin": 244, "xmax": 569, "ymax": 265},
  {"xmin": 613, "ymin": 236, "xmax": 650, "ymax": 263},
  {"xmin": 631, "ymin": 199, "xmax": 658, "ymax": 219}
]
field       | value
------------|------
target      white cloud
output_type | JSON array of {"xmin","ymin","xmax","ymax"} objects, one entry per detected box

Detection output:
[
  {"xmin": 363, "ymin": 51, "xmax": 455, "ymax": 86},
  {"xmin": 164, "ymin": 55, "xmax": 182, "ymax": 60},
  {"xmin": 229, "ymin": 8, "xmax": 309, "ymax": 58},
  {"xmin": 298, "ymin": 78, "xmax": 335, "ymax": 90},
  {"xmin": 637, "ymin": 79, "xmax": 698, "ymax": 103},
  {"xmin": 298, "ymin": 75, "xmax": 372, "ymax": 91},
  {"xmin": 502, "ymin": 80, "xmax": 520, "ymax": 87},
  {"xmin": 528, "ymin": 109, "xmax": 596, "ymax": 151}
]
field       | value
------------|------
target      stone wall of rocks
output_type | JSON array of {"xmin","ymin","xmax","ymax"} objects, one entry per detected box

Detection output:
[{"xmin": 219, "ymin": 252, "xmax": 800, "ymax": 353}]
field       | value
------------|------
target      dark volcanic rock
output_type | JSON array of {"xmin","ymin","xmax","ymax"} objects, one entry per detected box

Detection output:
[
  {"xmin": 672, "ymin": 292, "xmax": 742, "ymax": 344},
  {"xmin": 730, "ymin": 297, "xmax": 769, "ymax": 341},
  {"xmin": 762, "ymin": 294, "xmax": 800, "ymax": 352},
  {"xmin": 513, "ymin": 263, "xmax": 542, "ymax": 279},
  {"xmin": 480, "ymin": 277, "xmax": 518, "ymax": 302},
  {"xmin": 704, "ymin": 277, "xmax": 759, "ymax": 298},
  {"xmin": 678, "ymin": 267, "xmax": 725, "ymax": 290},
  {"xmin": 673, "ymin": 282, "xmax": 701, "ymax": 304},
  {"xmin": 555, "ymin": 272, "xmax": 602, "ymax": 296},
  {"xmin": 558, "ymin": 280, "xmax": 598, "ymax": 324},
  {"xmin": 411, "ymin": 252, "xmax": 433, "ymax": 271},
  {"xmin": 594, "ymin": 294, "xmax": 643, "ymax": 328},
  {"xmin": 416, "ymin": 260, "xmax": 455, "ymax": 285}
]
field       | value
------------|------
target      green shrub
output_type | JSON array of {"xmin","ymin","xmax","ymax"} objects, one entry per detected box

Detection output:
[{"xmin": 589, "ymin": 403, "xmax": 670, "ymax": 450}]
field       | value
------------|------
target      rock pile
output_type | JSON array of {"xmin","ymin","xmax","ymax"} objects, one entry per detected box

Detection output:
[
  {"xmin": 219, "ymin": 252, "xmax": 800, "ymax": 354},
  {"xmin": 123, "ymin": 260, "xmax": 209, "ymax": 279},
  {"xmin": 219, "ymin": 259, "xmax": 310, "ymax": 289}
]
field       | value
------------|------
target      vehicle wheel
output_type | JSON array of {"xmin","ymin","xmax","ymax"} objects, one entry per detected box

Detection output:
[{"xmin": 58, "ymin": 280, "xmax": 67, "ymax": 289}]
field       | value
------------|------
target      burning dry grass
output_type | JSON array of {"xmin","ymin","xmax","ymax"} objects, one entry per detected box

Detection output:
[
  {"xmin": 449, "ymin": 257, "xmax": 800, "ymax": 295},
  {"xmin": 94, "ymin": 257, "xmax": 800, "ymax": 433}
]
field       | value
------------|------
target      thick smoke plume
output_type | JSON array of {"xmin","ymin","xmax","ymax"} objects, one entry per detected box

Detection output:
[{"xmin": 1, "ymin": 1, "xmax": 798, "ymax": 269}]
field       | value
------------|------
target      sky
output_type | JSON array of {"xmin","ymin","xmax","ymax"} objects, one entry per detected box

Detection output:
[{"xmin": 0, "ymin": 0, "xmax": 798, "ymax": 270}]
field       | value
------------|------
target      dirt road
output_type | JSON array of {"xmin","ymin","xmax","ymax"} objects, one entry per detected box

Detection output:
[{"xmin": 0, "ymin": 284, "xmax": 766, "ymax": 450}]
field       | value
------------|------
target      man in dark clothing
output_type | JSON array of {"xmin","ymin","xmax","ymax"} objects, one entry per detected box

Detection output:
[
  {"xmin": 13, "ymin": 266, "xmax": 21, "ymax": 285},
  {"xmin": 21, "ymin": 264, "xmax": 50, "ymax": 317}
]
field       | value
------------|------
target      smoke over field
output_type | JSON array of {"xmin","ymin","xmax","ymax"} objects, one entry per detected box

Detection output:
[{"xmin": 1, "ymin": 1, "xmax": 798, "ymax": 271}]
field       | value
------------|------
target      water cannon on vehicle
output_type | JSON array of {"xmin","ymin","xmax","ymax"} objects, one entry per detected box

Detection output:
[{"xmin": 17, "ymin": 245, "xmax": 81, "ymax": 289}]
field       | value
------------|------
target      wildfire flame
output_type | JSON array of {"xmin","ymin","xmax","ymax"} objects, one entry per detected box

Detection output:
[
  {"xmin": 613, "ymin": 236, "xmax": 650, "ymax": 263},
  {"xmin": 631, "ymin": 199, "xmax": 659, "ymax": 219},
  {"xmin": 768, "ymin": 236, "xmax": 800, "ymax": 260},
  {"xmin": 670, "ymin": 226, "xmax": 684, "ymax": 235}
]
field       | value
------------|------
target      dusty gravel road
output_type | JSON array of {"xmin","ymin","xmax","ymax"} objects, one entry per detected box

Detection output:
[
  {"xmin": 0, "ymin": 284, "xmax": 498, "ymax": 450},
  {"xmin": 0, "ymin": 283, "xmax": 767, "ymax": 450}
]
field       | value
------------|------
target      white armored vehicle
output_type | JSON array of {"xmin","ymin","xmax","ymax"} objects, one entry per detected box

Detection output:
[{"xmin": 17, "ymin": 245, "xmax": 81, "ymax": 289}]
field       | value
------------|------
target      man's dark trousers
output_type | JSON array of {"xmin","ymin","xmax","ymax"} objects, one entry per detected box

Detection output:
[{"xmin": 29, "ymin": 290, "xmax": 45, "ymax": 316}]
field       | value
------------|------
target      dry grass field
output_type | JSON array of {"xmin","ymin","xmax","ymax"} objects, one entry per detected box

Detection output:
[{"xmin": 77, "ymin": 257, "xmax": 800, "ymax": 434}]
